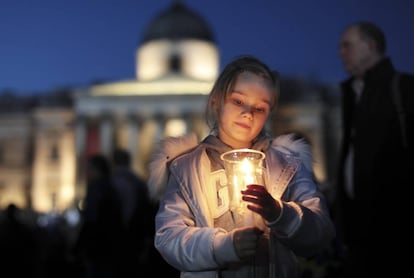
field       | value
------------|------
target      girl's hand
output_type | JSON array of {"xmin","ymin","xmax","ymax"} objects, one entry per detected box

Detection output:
[
  {"xmin": 232, "ymin": 226, "xmax": 263, "ymax": 260},
  {"xmin": 241, "ymin": 184, "xmax": 281, "ymax": 222}
]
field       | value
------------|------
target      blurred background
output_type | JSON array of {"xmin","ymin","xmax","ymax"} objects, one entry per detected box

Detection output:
[{"xmin": 0, "ymin": 0, "xmax": 412, "ymax": 277}]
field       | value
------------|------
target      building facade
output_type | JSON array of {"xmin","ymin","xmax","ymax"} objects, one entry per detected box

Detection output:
[{"xmin": 0, "ymin": 1, "xmax": 340, "ymax": 213}]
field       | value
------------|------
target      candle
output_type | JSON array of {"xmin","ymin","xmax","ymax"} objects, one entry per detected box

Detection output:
[{"xmin": 221, "ymin": 149, "xmax": 265, "ymax": 225}]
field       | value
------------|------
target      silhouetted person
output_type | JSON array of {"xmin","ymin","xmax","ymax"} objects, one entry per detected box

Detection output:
[
  {"xmin": 334, "ymin": 21, "xmax": 414, "ymax": 276},
  {"xmin": 0, "ymin": 203, "xmax": 38, "ymax": 277},
  {"xmin": 110, "ymin": 148, "xmax": 179, "ymax": 276},
  {"xmin": 110, "ymin": 148, "xmax": 152, "ymax": 276},
  {"xmin": 75, "ymin": 154, "xmax": 123, "ymax": 278}
]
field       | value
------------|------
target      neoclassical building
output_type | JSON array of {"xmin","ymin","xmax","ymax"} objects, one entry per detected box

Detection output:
[{"xmin": 0, "ymin": 1, "xmax": 340, "ymax": 213}]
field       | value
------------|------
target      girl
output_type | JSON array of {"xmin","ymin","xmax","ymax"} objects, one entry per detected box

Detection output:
[{"xmin": 149, "ymin": 55, "xmax": 335, "ymax": 277}]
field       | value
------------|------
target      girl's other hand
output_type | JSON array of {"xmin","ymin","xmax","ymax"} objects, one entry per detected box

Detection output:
[{"xmin": 232, "ymin": 226, "xmax": 263, "ymax": 260}]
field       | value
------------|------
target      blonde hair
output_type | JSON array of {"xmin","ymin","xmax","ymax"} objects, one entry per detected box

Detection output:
[{"xmin": 205, "ymin": 55, "xmax": 279, "ymax": 133}]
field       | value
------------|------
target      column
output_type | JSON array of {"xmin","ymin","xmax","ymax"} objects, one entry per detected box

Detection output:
[
  {"xmin": 100, "ymin": 114, "xmax": 113, "ymax": 157},
  {"xmin": 75, "ymin": 116, "xmax": 86, "ymax": 157}
]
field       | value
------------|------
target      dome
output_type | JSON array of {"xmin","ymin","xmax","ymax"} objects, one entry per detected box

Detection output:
[{"xmin": 141, "ymin": 1, "xmax": 215, "ymax": 44}]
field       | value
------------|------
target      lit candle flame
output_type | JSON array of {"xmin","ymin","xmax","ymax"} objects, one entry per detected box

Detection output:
[{"xmin": 241, "ymin": 158, "xmax": 254, "ymax": 185}]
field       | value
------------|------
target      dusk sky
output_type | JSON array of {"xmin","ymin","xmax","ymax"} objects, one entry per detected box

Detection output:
[{"xmin": 1, "ymin": 0, "xmax": 413, "ymax": 95}]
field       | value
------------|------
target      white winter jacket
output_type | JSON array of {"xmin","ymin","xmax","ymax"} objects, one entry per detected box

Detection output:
[{"xmin": 148, "ymin": 133, "xmax": 335, "ymax": 278}]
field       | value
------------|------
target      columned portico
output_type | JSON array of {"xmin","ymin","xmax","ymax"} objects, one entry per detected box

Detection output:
[{"xmin": 72, "ymin": 86, "xmax": 212, "ymax": 188}]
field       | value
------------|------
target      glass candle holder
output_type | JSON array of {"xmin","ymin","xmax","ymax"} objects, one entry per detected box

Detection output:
[{"xmin": 220, "ymin": 149, "xmax": 265, "ymax": 221}]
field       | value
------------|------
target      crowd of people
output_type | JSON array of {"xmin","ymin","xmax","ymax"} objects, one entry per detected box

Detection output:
[
  {"xmin": 0, "ymin": 149, "xmax": 179, "ymax": 278},
  {"xmin": 0, "ymin": 203, "xmax": 84, "ymax": 277},
  {"xmin": 0, "ymin": 20, "xmax": 412, "ymax": 277},
  {"xmin": 75, "ymin": 149, "xmax": 179, "ymax": 277}
]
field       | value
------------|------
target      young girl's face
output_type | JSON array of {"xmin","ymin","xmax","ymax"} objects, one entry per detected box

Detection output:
[{"xmin": 218, "ymin": 72, "xmax": 273, "ymax": 149}]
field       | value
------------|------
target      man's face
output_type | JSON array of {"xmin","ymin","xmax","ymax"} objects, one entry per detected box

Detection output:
[{"xmin": 339, "ymin": 26, "xmax": 373, "ymax": 77}]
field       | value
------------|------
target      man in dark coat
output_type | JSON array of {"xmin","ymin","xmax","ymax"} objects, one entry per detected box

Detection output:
[{"xmin": 334, "ymin": 21, "xmax": 414, "ymax": 276}]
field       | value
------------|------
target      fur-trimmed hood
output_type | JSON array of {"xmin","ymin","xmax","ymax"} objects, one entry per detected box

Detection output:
[{"xmin": 147, "ymin": 132, "xmax": 313, "ymax": 201}]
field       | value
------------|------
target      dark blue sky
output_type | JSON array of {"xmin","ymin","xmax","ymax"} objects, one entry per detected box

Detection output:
[{"xmin": 1, "ymin": 0, "xmax": 413, "ymax": 95}]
